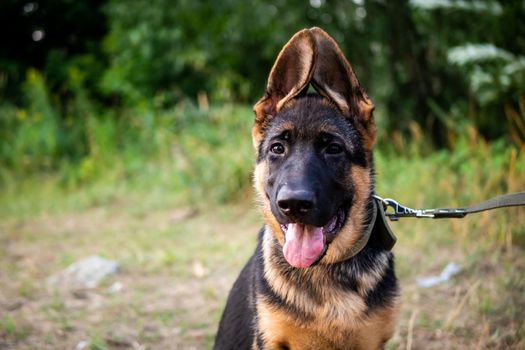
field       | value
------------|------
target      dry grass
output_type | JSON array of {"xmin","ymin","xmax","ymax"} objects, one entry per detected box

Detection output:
[
  {"xmin": 0, "ymin": 202, "xmax": 258, "ymax": 349},
  {"xmin": 1, "ymin": 198, "xmax": 523, "ymax": 349}
]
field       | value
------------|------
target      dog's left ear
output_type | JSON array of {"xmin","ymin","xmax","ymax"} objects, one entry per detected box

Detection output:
[
  {"xmin": 309, "ymin": 27, "xmax": 376, "ymax": 149},
  {"xmin": 253, "ymin": 29, "xmax": 316, "ymax": 147}
]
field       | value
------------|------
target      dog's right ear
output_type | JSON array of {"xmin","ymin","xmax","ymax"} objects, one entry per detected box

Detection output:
[
  {"xmin": 309, "ymin": 27, "xmax": 376, "ymax": 151},
  {"xmin": 252, "ymin": 29, "xmax": 316, "ymax": 147}
]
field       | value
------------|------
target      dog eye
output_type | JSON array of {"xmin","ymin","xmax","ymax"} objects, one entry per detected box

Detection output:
[
  {"xmin": 270, "ymin": 143, "xmax": 285, "ymax": 155},
  {"xmin": 326, "ymin": 143, "xmax": 343, "ymax": 154}
]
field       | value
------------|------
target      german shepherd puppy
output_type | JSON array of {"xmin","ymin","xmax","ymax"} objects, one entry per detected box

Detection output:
[{"xmin": 214, "ymin": 28, "xmax": 398, "ymax": 350}]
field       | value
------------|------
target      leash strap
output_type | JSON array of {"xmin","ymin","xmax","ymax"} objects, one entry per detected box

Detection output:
[{"xmin": 374, "ymin": 192, "xmax": 525, "ymax": 221}]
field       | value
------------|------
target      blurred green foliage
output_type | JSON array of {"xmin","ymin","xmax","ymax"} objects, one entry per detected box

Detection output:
[{"xmin": 1, "ymin": 0, "xmax": 524, "ymax": 195}]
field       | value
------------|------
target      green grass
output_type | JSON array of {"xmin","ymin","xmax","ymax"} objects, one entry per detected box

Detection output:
[
  {"xmin": 0, "ymin": 104, "xmax": 254, "ymax": 220},
  {"xmin": 0, "ymin": 316, "xmax": 31, "ymax": 343},
  {"xmin": 0, "ymin": 105, "xmax": 524, "ymax": 349}
]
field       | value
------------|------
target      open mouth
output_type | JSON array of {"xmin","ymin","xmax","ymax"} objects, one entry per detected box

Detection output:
[{"xmin": 279, "ymin": 206, "xmax": 347, "ymax": 268}]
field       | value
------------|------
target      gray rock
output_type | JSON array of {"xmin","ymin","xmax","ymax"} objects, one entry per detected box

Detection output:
[{"xmin": 47, "ymin": 255, "xmax": 120, "ymax": 290}]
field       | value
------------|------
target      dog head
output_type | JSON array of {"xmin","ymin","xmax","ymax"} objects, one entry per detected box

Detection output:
[{"xmin": 252, "ymin": 28, "xmax": 376, "ymax": 268}]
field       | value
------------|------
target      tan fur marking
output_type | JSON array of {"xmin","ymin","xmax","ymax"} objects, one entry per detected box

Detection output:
[
  {"xmin": 257, "ymin": 300, "xmax": 337, "ymax": 350},
  {"xmin": 354, "ymin": 112, "xmax": 377, "ymax": 152},
  {"xmin": 359, "ymin": 98, "xmax": 374, "ymax": 121},
  {"xmin": 261, "ymin": 231, "xmax": 313, "ymax": 313},
  {"xmin": 257, "ymin": 289, "xmax": 398, "ymax": 350},
  {"xmin": 252, "ymin": 124, "xmax": 265, "ymax": 150},
  {"xmin": 254, "ymin": 163, "xmax": 284, "ymax": 245},
  {"xmin": 262, "ymin": 230, "xmax": 368, "ymax": 324},
  {"xmin": 323, "ymin": 166, "xmax": 372, "ymax": 264},
  {"xmin": 269, "ymin": 120, "xmax": 296, "ymax": 136},
  {"xmin": 252, "ymin": 105, "xmax": 298, "ymax": 152},
  {"xmin": 356, "ymin": 251, "xmax": 390, "ymax": 296},
  {"xmin": 354, "ymin": 305, "xmax": 399, "ymax": 349}
]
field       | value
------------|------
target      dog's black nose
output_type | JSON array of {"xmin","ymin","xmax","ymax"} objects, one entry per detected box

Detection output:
[{"xmin": 277, "ymin": 187, "xmax": 315, "ymax": 217}]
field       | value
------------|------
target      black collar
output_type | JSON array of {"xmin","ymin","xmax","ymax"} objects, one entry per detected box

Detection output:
[{"xmin": 371, "ymin": 196, "xmax": 397, "ymax": 250}]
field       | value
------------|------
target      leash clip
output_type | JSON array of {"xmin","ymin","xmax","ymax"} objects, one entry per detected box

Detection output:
[
  {"xmin": 374, "ymin": 192, "xmax": 525, "ymax": 220},
  {"xmin": 373, "ymin": 195, "xmax": 434, "ymax": 221}
]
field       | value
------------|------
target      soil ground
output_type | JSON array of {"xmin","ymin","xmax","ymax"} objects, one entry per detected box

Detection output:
[{"xmin": 1, "ymin": 197, "xmax": 524, "ymax": 349}]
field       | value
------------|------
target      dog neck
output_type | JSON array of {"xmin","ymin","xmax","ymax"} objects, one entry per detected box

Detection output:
[{"xmin": 337, "ymin": 196, "xmax": 377, "ymax": 262}]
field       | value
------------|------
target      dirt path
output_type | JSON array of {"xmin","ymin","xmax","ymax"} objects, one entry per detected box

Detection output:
[{"xmin": 1, "ymin": 204, "xmax": 524, "ymax": 349}]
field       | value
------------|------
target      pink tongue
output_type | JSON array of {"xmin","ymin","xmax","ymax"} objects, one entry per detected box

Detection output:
[{"xmin": 283, "ymin": 224, "xmax": 325, "ymax": 268}]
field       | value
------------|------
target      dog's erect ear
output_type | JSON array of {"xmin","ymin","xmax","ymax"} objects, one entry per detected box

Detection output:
[
  {"xmin": 253, "ymin": 29, "xmax": 316, "ymax": 145},
  {"xmin": 309, "ymin": 27, "xmax": 376, "ymax": 149}
]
